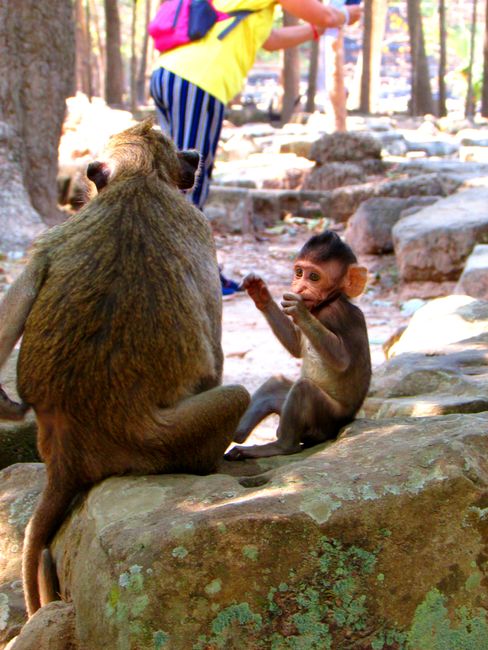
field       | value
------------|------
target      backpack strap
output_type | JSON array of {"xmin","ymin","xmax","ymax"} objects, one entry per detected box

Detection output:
[
  {"xmin": 172, "ymin": 0, "xmax": 185, "ymax": 28},
  {"xmin": 217, "ymin": 9, "xmax": 255, "ymax": 40}
]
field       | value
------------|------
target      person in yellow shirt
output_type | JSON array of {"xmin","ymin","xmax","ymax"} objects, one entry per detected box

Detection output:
[{"xmin": 150, "ymin": 0, "xmax": 362, "ymax": 209}]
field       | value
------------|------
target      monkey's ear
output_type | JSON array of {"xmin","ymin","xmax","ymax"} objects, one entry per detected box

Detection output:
[
  {"xmin": 342, "ymin": 264, "xmax": 368, "ymax": 298},
  {"xmin": 177, "ymin": 150, "xmax": 200, "ymax": 190},
  {"xmin": 130, "ymin": 117, "xmax": 155, "ymax": 136}
]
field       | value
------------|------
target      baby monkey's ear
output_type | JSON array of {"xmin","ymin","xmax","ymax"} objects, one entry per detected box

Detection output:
[
  {"xmin": 341, "ymin": 264, "xmax": 368, "ymax": 298},
  {"xmin": 177, "ymin": 150, "xmax": 200, "ymax": 190}
]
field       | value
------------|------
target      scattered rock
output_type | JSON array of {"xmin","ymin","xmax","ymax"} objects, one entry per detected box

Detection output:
[
  {"xmin": 345, "ymin": 196, "xmax": 439, "ymax": 255},
  {"xmin": 5, "ymin": 601, "xmax": 76, "ymax": 650},
  {"xmin": 309, "ymin": 131, "xmax": 382, "ymax": 163},
  {"xmin": 455, "ymin": 244, "xmax": 488, "ymax": 300},
  {"xmin": 386, "ymin": 295, "xmax": 488, "ymax": 357},
  {"xmin": 0, "ymin": 463, "xmax": 46, "ymax": 647},
  {"xmin": 365, "ymin": 332, "xmax": 488, "ymax": 418},
  {"xmin": 392, "ymin": 187, "xmax": 488, "ymax": 281}
]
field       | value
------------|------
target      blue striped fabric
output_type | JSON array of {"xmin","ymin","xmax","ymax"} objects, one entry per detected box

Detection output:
[{"xmin": 150, "ymin": 67, "xmax": 225, "ymax": 210}]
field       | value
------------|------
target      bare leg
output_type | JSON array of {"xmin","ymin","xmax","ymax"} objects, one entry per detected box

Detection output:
[
  {"xmin": 226, "ymin": 378, "xmax": 344, "ymax": 460},
  {"xmin": 233, "ymin": 375, "xmax": 293, "ymax": 443}
]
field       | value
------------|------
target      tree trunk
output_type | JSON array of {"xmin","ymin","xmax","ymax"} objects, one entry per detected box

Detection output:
[
  {"xmin": 90, "ymin": 0, "xmax": 105, "ymax": 98},
  {"xmin": 130, "ymin": 0, "xmax": 138, "ymax": 113},
  {"xmin": 406, "ymin": 0, "xmax": 434, "ymax": 115},
  {"xmin": 438, "ymin": 0, "xmax": 447, "ymax": 117},
  {"xmin": 137, "ymin": 0, "xmax": 153, "ymax": 104},
  {"xmin": 305, "ymin": 39, "xmax": 320, "ymax": 114},
  {"xmin": 104, "ymin": 0, "xmax": 125, "ymax": 107},
  {"xmin": 482, "ymin": 0, "xmax": 488, "ymax": 117},
  {"xmin": 359, "ymin": 0, "xmax": 388, "ymax": 113},
  {"xmin": 0, "ymin": 0, "xmax": 75, "ymax": 250},
  {"xmin": 75, "ymin": 0, "xmax": 92, "ymax": 98},
  {"xmin": 281, "ymin": 12, "xmax": 300, "ymax": 124},
  {"xmin": 465, "ymin": 0, "xmax": 478, "ymax": 117}
]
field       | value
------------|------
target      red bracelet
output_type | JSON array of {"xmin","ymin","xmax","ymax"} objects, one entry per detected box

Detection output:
[{"xmin": 310, "ymin": 24, "xmax": 319, "ymax": 41}]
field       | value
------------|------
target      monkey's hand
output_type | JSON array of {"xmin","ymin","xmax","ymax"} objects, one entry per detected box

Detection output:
[
  {"xmin": 281, "ymin": 292, "xmax": 310, "ymax": 325},
  {"xmin": 0, "ymin": 385, "xmax": 29, "ymax": 421},
  {"xmin": 241, "ymin": 273, "xmax": 272, "ymax": 311}
]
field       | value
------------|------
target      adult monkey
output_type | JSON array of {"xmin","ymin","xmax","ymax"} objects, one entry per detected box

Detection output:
[
  {"xmin": 0, "ymin": 119, "xmax": 250, "ymax": 616},
  {"xmin": 226, "ymin": 230, "xmax": 371, "ymax": 460}
]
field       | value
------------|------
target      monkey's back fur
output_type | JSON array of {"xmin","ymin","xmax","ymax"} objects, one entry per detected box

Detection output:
[{"xmin": 17, "ymin": 136, "xmax": 222, "ymax": 445}]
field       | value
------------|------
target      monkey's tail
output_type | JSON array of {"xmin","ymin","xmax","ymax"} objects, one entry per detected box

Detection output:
[{"xmin": 22, "ymin": 480, "xmax": 77, "ymax": 617}]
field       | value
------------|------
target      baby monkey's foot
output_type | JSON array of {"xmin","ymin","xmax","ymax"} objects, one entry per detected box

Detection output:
[
  {"xmin": 0, "ymin": 385, "xmax": 29, "ymax": 421},
  {"xmin": 225, "ymin": 441, "xmax": 301, "ymax": 460}
]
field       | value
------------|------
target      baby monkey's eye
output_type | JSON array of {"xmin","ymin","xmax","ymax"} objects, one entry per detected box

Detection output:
[
  {"xmin": 309, "ymin": 272, "xmax": 320, "ymax": 282},
  {"xmin": 294, "ymin": 268, "xmax": 303, "ymax": 278}
]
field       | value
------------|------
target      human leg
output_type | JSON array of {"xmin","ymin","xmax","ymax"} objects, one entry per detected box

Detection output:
[{"xmin": 150, "ymin": 67, "xmax": 225, "ymax": 210}]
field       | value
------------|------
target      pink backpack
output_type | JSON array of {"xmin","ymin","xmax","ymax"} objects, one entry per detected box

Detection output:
[{"xmin": 149, "ymin": 0, "xmax": 254, "ymax": 53}]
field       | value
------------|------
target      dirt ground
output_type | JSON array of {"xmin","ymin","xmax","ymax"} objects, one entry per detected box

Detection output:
[{"xmin": 0, "ymin": 221, "xmax": 455, "ymax": 447}]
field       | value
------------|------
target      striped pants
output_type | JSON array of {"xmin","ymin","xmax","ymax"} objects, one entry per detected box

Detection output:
[{"xmin": 150, "ymin": 67, "xmax": 225, "ymax": 210}]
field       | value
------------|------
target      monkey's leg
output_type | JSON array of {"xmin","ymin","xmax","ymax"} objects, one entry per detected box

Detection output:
[
  {"xmin": 226, "ymin": 378, "xmax": 343, "ymax": 460},
  {"xmin": 151, "ymin": 384, "xmax": 250, "ymax": 474},
  {"xmin": 233, "ymin": 375, "xmax": 293, "ymax": 444}
]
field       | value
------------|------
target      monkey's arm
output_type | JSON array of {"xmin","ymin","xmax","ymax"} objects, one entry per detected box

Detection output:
[
  {"xmin": 282, "ymin": 293, "xmax": 350, "ymax": 372},
  {"xmin": 242, "ymin": 272, "xmax": 301, "ymax": 357},
  {"xmin": 261, "ymin": 300, "xmax": 302, "ymax": 358},
  {"xmin": 0, "ymin": 256, "xmax": 47, "ymax": 372}
]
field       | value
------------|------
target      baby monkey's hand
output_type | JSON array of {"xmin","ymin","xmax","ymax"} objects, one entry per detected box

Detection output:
[
  {"xmin": 0, "ymin": 385, "xmax": 29, "ymax": 421},
  {"xmin": 281, "ymin": 292, "xmax": 309, "ymax": 324},
  {"xmin": 241, "ymin": 273, "xmax": 272, "ymax": 310}
]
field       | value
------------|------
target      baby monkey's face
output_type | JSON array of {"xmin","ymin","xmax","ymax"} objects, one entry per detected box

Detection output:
[{"xmin": 291, "ymin": 258, "xmax": 345, "ymax": 309}]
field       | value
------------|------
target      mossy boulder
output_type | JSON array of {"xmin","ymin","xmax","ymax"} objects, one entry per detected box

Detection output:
[{"xmin": 7, "ymin": 413, "xmax": 484, "ymax": 649}]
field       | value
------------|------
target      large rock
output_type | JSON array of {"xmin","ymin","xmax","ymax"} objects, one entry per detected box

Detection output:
[
  {"xmin": 387, "ymin": 295, "xmax": 488, "ymax": 357},
  {"xmin": 320, "ymin": 173, "xmax": 460, "ymax": 224},
  {"xmin": 455, "ymin": 244, "xmax": 488, "ymax": 300},
  {"xmin": 309, "ymin": 132, "xmax": 382, "ymax": 163},
  {"xmin": 345, "ymin": 197, "xmax": 439, "ymax": 255},
  {"xmin": 392, "ymin": 187, "xmax": 488, "ymax": 281},
  {"xmin": 0, "ymin": 464, "xmax": 45, "ymax": 648},
  {"xmin": 365, "ymin": 332, "xmax": 488, "ymax": 418},
  {"xmin": 1, "ymin": 413, "xmax": 478, "ymax": 649},
  {"xmin": 5, "ymin": 602, "xmax": 76, "ymax": 650}
]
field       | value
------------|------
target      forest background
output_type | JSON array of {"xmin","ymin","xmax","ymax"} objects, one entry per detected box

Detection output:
[{"xmin": 74, "ymin": 0, "xmax": 488, "ymax": 123}]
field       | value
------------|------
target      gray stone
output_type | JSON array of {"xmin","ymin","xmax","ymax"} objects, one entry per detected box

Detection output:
[
  {"xmin": 345, "ymin": 196, "xmax": 439, "ymax": 255},
  {"xmin": 370, "ymin": 131, "xmax": 409, "ymax": 156},
  {"xmin": 387, "ymin": 295, "xmax": 488, "ymax": 357},
  {"xmin": 405, "ymin": 140, "xmax": 459, "ymax": 157},
  {"xmin": 455, "ymin": 244, "xmax": 488, "ymax": 300},
  {"xmin": 392, "ymin": 187, "xmax": 488, "ymax": 281},
  {"xmin": 365, "ymin": 332, "xmax": 488, "ymax": 418},
  {"xmin": 0, "ymin": 463, "xmax": 45, "ymax": 647},
  {"xmin": 309, "ymin": 131, "xmax": 382, "ymax": 163},
  {"xmin": 5, "ymin": 602, "xmax": 76, "ymax": 650}
]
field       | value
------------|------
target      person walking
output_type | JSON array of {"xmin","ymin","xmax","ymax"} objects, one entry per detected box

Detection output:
[{"xmin": 150, "ymin": 0, "xmax": 362, "ymax": 210}]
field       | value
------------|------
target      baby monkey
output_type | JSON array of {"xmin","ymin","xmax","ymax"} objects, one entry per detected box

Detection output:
[{"xmin": 226, "ymin": 230, "xmax": 371, "ymax": 460}]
